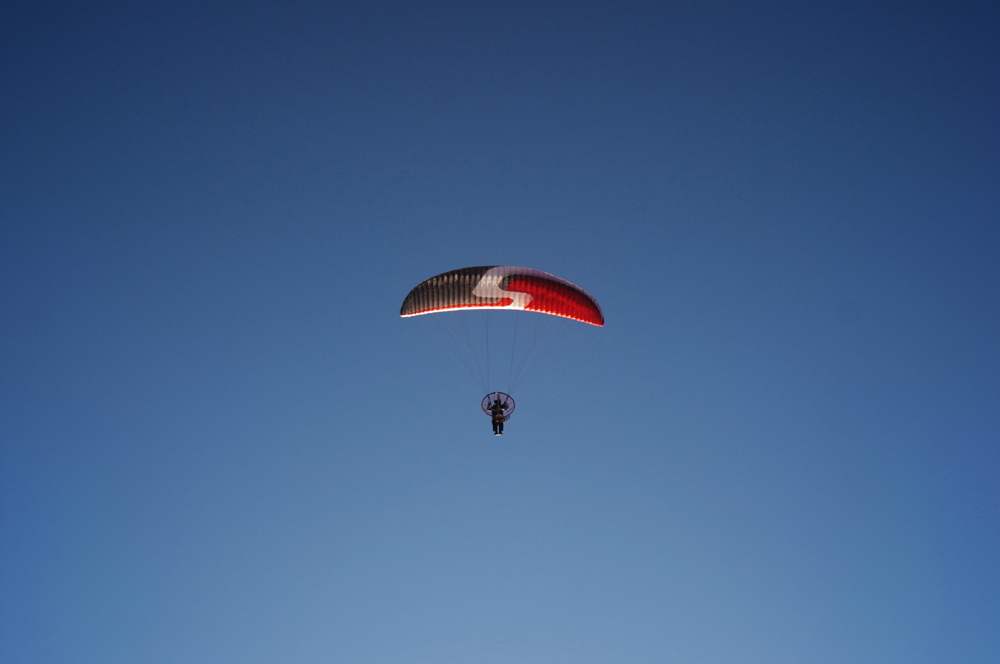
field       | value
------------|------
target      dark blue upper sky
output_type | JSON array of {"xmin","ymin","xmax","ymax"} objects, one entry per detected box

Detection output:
[{"xmin": 2, "ymin": 1, "xmax": 998, "ymax": 662}]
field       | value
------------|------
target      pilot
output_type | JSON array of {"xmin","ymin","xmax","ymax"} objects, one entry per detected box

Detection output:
[{"xmin": 489, "ymin": 398, "xmax": 508, "ymax": 436}]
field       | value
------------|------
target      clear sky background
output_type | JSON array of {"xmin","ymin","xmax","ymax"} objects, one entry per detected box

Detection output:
[{"xmin": 2, "ymin": 1, "xmax": 998, "ymax": 662}]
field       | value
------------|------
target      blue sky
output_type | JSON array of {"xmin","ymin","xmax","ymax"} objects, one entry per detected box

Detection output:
[{"xmin": 2, "ymin": 1, "xmax": 998, "ymax": 662}]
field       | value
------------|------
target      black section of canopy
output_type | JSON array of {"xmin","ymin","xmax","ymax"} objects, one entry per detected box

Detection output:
[{"xmin": 400, "ymin": 266, "xmax": 497, "ymax": 316}]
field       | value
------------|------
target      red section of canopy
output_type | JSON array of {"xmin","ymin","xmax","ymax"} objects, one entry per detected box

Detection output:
[{"xmin": 506, "ymin": 276, "xmax": 604, "ymax": 326}]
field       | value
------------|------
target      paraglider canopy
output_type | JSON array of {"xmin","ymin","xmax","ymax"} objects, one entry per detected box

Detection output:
[
  {"xmin": 400, "ymin": 266, "xmax": 604, "ymax": 326},
  {"xmin": 481, "ymin": 392, "xmax": 515, "ymax": 421}
]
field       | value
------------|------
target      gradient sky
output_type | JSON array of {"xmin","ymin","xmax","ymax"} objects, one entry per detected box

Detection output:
[{"xmin": 2, "ymin": 2, "xmax": 998, "ymax": 662}]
